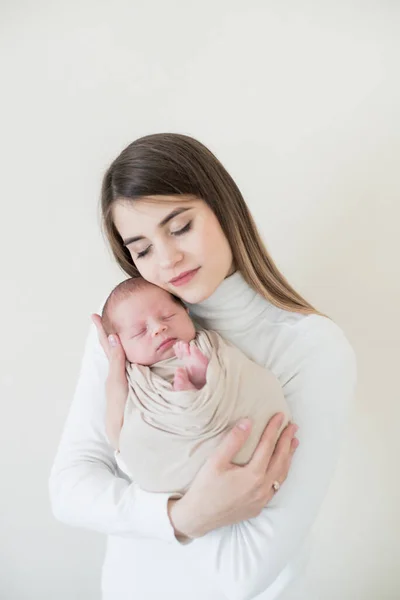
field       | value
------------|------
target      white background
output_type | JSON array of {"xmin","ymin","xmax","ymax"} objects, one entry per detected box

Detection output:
[{"xmin": 1, "ymin": 1, "xmax": 399, "ymax": 598}]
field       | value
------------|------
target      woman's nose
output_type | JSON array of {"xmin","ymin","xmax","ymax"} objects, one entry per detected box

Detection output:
[{"xmin": 157, "ymin": 242, "xmax": 183, "ymax": 269}]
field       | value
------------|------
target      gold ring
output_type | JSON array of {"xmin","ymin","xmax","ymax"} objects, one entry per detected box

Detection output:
[{"xmin": 272, "ymin": 480, "xmax": 280, "ymax": 492}]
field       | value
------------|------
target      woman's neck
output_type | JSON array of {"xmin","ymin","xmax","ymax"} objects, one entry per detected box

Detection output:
[{"xmin": 185, "ymin": 271, "xmax": 275, "ymax": 332}]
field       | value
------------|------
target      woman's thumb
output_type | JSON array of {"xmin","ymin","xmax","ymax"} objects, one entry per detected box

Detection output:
[
  {"xmin": 108, "ymin": 335, "xmax": 127, "ymax": 380},
  {"xmin": 212, "ymin": 418, "xmax": 252, "ymax": 469}
]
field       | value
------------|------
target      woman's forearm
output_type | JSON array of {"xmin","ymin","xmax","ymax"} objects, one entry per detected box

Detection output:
[
  {"xmin": 167, "ymin": 497, "xmax": 198, "ymax": 541},
  {"xmin": 50, "ymin": 323, "xmax": 185, "ymax": 544}
]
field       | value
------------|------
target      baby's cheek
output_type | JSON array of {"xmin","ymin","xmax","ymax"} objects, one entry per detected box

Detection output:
[
  {"xmin": 184, "ymin": 320, "xmax": 197, "ymax": 342},
  {"xmin": 124, "ymin": 344, "xmax": 136, "ymax": 364},
  {"xmin": 124, "ymin": 340, "xmax": 141, "ymax": 364}
]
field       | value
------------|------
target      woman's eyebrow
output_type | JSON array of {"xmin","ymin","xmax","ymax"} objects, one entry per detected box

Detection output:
[{"xmin": 122, "ymin": 207, "xmax": 192, "ymax": 246}]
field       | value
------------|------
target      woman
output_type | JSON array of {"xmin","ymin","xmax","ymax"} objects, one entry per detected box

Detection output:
[{"xmin": 49, "ymin": 133, "xmax": 357, "ymax": 600}]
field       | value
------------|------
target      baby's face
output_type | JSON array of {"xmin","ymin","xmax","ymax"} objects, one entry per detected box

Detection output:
[{"xmin": 112, "ymin": 285, "xmax": 196, "ymax": 365}]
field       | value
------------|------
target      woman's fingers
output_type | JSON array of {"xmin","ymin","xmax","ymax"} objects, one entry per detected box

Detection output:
[
  {"xmin": 266, "ymin": 423, "xmax": 299, "ymax": 486},
  {"xmin": 290, "ymin": 437, "xmax": 300, "ymax": 453},
  {"xmin": 211, "ymin": 418, "xmax": 253, "ymax": 471},
  {"xmin": 107, "ymin": 333, "xmax": 128, "ymax": 384},
  {"xmin": 91, "ymin": 313, "xmax": 127, "ymax": 385},
  {"xmin": 248, "ymin": 413, "xmax": 287, "ymax": 473},
  {"xmin": 91, "ymin": 314, "xmax": 111, "ymax": 359}
]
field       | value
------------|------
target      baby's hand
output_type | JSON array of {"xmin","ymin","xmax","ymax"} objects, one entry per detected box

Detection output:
[
  {"xmin": 173, "ymin": 367, "xmax": 197, "ymax": 391},
  {"xmin": 173, "ymin": 341, "xmax": 209, "ymax": 389}
]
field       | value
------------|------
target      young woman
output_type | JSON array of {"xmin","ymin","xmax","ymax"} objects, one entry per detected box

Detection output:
[{"xmin": 49, "ymin": 133, "xmax": 357, "ymax": 600}]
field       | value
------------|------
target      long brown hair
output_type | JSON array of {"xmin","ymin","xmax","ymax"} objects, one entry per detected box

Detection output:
[{"xmin": 101, "ymin": 133, "xmax": 320, "ymax": 315}]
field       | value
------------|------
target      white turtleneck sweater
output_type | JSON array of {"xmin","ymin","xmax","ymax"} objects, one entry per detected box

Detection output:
[{"xmin": 49, "ymin": 272, "xmax": 357, "ymax": 600}]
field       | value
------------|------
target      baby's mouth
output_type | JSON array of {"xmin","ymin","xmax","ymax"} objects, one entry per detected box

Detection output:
[{"xmin": 157, "ymin": 338, "xmax": 177, "ymax": 352}]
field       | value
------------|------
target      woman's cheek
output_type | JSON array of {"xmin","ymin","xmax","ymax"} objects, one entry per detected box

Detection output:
[
  {"xmin": 186, "ymin": 233, "xmax": 204, "ymax": 263},
  {"xmin": 134, "ymin": 258, "xmax": 154, "ymax": 285}
]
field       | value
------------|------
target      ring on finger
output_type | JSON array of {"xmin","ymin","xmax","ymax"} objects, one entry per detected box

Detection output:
[{"xmin": 272, "ymin": 480, "xmax": 280, "ymax": 492}]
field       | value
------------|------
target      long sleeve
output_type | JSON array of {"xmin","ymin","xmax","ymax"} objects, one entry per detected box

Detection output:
[
  {"xmin": 189, "ymin": 318, "xmax": 357, "ymax": 600},
  {"xmin": 48, "ymin": 323, "xmax": 182, "ymax": 543}
]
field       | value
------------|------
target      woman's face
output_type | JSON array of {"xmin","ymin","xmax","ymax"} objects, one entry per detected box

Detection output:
[{"xmin": 112, "ymin": 195, "xmax": 234, "ymax": 303}]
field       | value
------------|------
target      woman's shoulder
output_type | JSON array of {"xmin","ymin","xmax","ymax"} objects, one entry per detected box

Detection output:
[
  {"xmin": 286, "ymin": 313, "xmax": 357, "ymax": 376},
  {"xmin": 271, "ymin": 305, "xmax": 351, "ymax": 346},
  {"xmin": 295, "ymin": 313, "xmax": 352, "ymax": 346},
  {"xmin": 253, "ymin": 310, "xmax": 357, "ymax": 394},
  {"xmin": 260, "ymin": 303, "xmax": 355, "ymax": 360}
]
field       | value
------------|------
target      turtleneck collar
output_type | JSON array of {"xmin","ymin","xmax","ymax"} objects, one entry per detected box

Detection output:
[{"xmin": 185, "ymin": 271, "xmax": 277, "ymax": 332}]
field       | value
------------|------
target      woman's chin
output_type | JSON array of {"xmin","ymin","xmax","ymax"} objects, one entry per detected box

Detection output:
[
  {"xmin": 182, "ymin": 281, "xmax": 221, "ymax": 304},
  {"xmin": 178, "ymin": 289, "xmax": 209, "ymax": 304}
]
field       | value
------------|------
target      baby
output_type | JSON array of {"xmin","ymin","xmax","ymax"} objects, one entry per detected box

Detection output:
[
  {"xmin": 102, "ymin": 277, "xmax": 290, "ymax": 494},
  {"xmin": 102, "ymin": 278, "xmax": 210, "ymax": 393}
]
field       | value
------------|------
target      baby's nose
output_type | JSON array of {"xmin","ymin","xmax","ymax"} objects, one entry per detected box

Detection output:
[{"xmin": 151, "ymin": 321, "xmax": 168, "ymax": 337}]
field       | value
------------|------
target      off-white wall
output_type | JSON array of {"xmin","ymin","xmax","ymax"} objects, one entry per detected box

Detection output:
[{"xmin": 1, "ymin": 2, "xmax": 399, "ymax": 598}]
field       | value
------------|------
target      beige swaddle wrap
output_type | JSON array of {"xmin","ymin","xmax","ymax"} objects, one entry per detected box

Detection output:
[{"xmin": 119, "ymin": 330, "xmax": 291, "ymax": 494}]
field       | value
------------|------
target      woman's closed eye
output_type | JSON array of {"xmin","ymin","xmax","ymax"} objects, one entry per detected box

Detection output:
[
  {"xmin": 135, "ymin": 221, "xmax": 193, "ymax": 260},
  {"xmin": 136, "ymin": 247, "xmax": 151, "ymax": 259},
  {"xmin": 170, "ymin": 221, "xmax": 192, "ymax": 236}
]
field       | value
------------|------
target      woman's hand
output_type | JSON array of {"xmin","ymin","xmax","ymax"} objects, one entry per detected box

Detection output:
[
  {"xmin": 168, "ymin": 413, "xmax": 299, "ymax": 540},
  {"xmin": 91, "ymin": 314, "xmax": 128, "ymax": 449}
]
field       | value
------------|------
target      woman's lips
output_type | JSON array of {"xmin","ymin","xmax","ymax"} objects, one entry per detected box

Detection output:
[{"xmin": 169, "ymin": 267, "xmax": 200, "ymax": 287}]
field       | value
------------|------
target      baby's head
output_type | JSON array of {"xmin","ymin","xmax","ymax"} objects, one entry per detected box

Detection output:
[{"xmin": 102, "ymin": 277, "xmax": 196, "ymax": 365}]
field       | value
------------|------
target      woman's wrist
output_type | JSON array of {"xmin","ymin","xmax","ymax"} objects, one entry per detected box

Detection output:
[{"xmin": 167, "ymin": 497, "xmax": 203, "ymax": 541}]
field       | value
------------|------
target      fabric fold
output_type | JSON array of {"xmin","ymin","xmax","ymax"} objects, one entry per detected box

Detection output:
[{"xmin": 119, "ymin": 329, "xmax": 291, "ymax": 494}]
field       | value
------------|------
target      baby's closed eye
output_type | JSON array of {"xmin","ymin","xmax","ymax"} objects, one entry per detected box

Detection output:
[
  {"xmin": 162, "ymin": 314, "xmax": 176, "ymax": 321},
  {"xmin": 131, "ymin": 328, "xmax": 147, "ymax": 338}
]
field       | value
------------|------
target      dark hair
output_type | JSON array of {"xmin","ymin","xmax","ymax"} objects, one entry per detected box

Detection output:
[{"xmin": 100, "ymin": 133, "xmax": 320, "ymax": 315}]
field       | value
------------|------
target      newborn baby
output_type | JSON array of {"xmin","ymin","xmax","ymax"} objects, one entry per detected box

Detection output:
[{"xmin": 102, "ymin": 277, "xmax": 291, "ymax": 494}]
